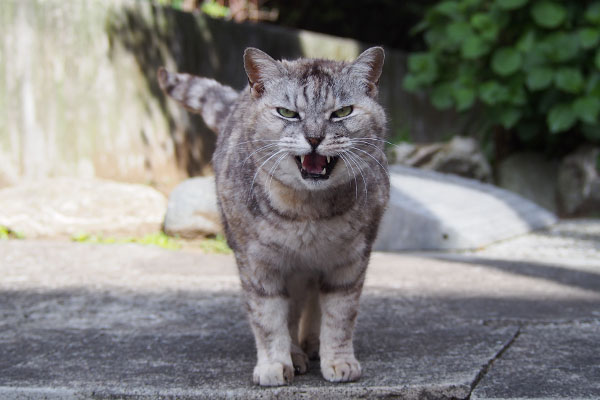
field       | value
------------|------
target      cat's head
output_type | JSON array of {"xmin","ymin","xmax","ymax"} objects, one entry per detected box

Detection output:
[{"xmin": 243, "ymin": 47, "xmax": 387, "ymax": 192}]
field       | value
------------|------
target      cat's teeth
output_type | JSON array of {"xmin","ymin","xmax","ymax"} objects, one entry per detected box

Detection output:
[
  {"xmin": 321, "ymin": 168, "xmax": 326, "ymax": 174},
  {"xmin": 326, "ymin": 156, "xmax": 331, "ymax": 163},
  {"xmin": 300, "ymin": 155, "xmax": 305, "ymax": 164}
]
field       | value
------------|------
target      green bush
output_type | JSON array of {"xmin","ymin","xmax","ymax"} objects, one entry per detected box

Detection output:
[{"xmin": 404, "ymin": 0, "xmax": 600, "ymax": 155}]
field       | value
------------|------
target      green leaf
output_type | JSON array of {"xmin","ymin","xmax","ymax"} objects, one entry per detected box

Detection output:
[
  {"xmin": 531, "ymin": 1, "xmax": 567, "ymax": 28},
  {"xmin": 479, "ymin": 81, "xmax": 510, "ymax": 105},
  {"xmin": 547, "ymin": 103, "xmax": 577, "ymax": 133},
  {"xmin": 453, "ymin": 86, "xmax": 476, "ymax": 111},
  {"xmin": 424, "ymin": 27, "xmax": 451, "ymax": 49},
  {"xmin": 497, "ymin": 107, "xmax": 523, "ymax": 129},
  {"xmin": 461, "ymin": 36, "xmax": 490, "ymax": 59},
  {"xmin": 461, "ymin": 0, "xmax": 483, "ymax": 7},
  {"xmin": 541, "ymin": 32, "xmax": 579, "ymax": 63},
  {"xmin": 523, "ymin": 43, "xmax": 548, "ymax": 68},
  {"xmin": 410, "ymin": 20, "xmax": 430, "ymax": 35},
  {"xmin": 554, "ymin": 68, "xmax": 584, "ymax": 94},
  {"xmin": 516, "ymin": 30, "xmax": 536, "ymax": 53},
  {"xmin": 586, "ymin": 73, "xmax": 600, "ymax": 96},
  {"xmin": 491, "ymin": 47, "xmax": 522, "ymax": 76},
  {"xmin": 433, "ymin": 1, "xmax": 460, "ymax": 17},
  {"xmin": 447, "ymin": 21, "xmax": 474, "ymax": 44},
  {"xmin": 407, "ymin": 53, "xmax": 438, "ymax": 84},
  {"xmin": 403, "ymin": 74, "xmax": 420, "ymax": 91},
  {"xmin": 596, "ymin": 48, "xmax": 600, "ymax": 70},
  {"xmin": 573, "ymin": 96, "xmax": 600, "ymax": 124},
  {"xmin": 431, "ymin": 83, "xmax": 454, "ymax": 110},
  {"xmin": 470, "ymin": 13, "xmax": 499, "ymax": 41},
  {"xmin": 526, "ymin": 67, "xmax": 554, "ymax": 90},
  {"xmin": 496, "ymin": 0, "xmax": 528, "ymax": 10},
  {"xmin": 578, "ymin": 28, "xmax": 600, "ymax": 49},
  {"xmin": 508, "ymin": 78, "xmax": 528, "ymax": 106},
  {"xmin": 585, "ymin": 2, "xmax": 600, "ymax": 25}
]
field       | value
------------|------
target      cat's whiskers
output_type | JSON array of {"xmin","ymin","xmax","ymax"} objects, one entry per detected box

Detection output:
[
  {"xmin": 347, "ymin": 146, "xmax": 389, "ymax": 178},
  {"xmin": 241, "ymin": 143, "xmax": 280, "ymax": 166},
  {"xmin": 266, "ymin": 153, "xmax": 289, "ymax": 200},
  {"xmin": 341, "ymin": 150, "xmax": 368, "ymax": 202},
  {"xmin": 235, "ymin": 139, "xmax": 281, "ymax": 147},
  {"xmin": 338, "ymin": 153, "xmax": 358, "ymax": 201},
  {"xmin": 349, "ymin": 139, "xmax": 387, "ymax": 157},
  {"xmin": 352, "ymin": 137, "xmax": 404, "ymax": 149},
  {"xmin": 247, "ymin": 149, "xmax": 286, "ymax": 202}
]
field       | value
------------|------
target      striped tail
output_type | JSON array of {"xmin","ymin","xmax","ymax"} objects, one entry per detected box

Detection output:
[{"xmin": 157, "ymin": 67, "xmax": 239, "ymax": 134}]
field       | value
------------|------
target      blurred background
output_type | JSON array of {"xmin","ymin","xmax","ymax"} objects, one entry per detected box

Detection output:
[{"xmin": 1, "ymin": 0, "xmax": 598, "ymax": 220}]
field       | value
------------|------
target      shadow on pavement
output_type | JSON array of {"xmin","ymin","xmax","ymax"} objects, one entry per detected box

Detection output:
[{"xmin": 0, "ymin": 285, "xmax": 597, "ymax": 398}]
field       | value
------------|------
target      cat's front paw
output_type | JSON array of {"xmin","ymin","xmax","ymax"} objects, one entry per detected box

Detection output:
[
  {"xmin": 320, "ymin": 356, "xmax": 361, "ymax": 383},
  {"xmin": 253, "ymin": 362, "xmax": 294, "ymax": 386}
]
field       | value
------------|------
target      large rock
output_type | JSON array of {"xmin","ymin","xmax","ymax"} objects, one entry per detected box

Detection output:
[
  {"xmin": 0, "ymin": 178, "xmax": 167, "ymax": 238},
  {"xmin": 373, "ymin": 166, "xmax": 557, "ymax": 251},
  {"xmin": 497, "ymin": 152, "xmax": 559, "ymax": 213},
  {"xmin": 163, "ymin": 176, "xmax": 221, "ymax": 238},
  {"xmin": 387, "ymin": 136, "xmax": 493, "ymax": 182},
  {"xmin": 557, "ymin": 146, "xmax": 600, "ymax": 216}
]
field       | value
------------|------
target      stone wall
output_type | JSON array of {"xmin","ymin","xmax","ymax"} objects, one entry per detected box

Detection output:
[{"xmin": 0, "ymin": 0, "xmax": 478, "ymax": 191}]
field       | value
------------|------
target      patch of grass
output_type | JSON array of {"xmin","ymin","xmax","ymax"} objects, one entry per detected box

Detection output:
[
  {"xmin": 198, "ymin": 234, "xmax": 232, "ymax": 254},
  {"xmin": 70, "ymin": 232, "xmax": 233, "ymax": 254},
  {"xmin": 0, "ymin": 225, "xmax": 25, "ymax": 240},
  {"xmin": 72, "ymin": 232, "xmax": 181, "ymax": 250}
]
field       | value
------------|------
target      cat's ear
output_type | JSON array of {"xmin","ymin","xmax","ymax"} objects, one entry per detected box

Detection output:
[
  {"xmin": 348, "ymin": 47, "xmax": 385, "ymax": 97},
  {"xmin": 243, "ymin": 48, "xmax": 285, "ymax": 98}
]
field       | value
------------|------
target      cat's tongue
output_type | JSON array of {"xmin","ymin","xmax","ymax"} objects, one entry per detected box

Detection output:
[{"xmin": 302, "ymin": 153, "xmax": 327, "ymax": 174}]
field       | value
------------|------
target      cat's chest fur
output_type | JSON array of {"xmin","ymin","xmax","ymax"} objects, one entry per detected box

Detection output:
[
  {"xmin": 255, "ymin": 210, "xmax": 366, "ymax": 269},
  {"xmin": 218, "ymin": 173, "xmax": 373, "ymax": 270}
]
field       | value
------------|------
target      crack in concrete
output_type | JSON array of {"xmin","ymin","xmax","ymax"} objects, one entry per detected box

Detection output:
[{"xmin": 464, "ymin": 326, "xmax": 521, "ymax": 400}]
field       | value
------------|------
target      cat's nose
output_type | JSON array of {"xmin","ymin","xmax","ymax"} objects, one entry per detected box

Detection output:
[{"xmin": 306, "ymin": 137, "xmax": 322, "ymax": 151}]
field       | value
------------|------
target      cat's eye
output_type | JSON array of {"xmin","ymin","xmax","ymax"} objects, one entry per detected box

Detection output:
[
  {"xmin": 331, "ymin": 106, "xmax": 353, "ymax": 119},
  {"xmin": 276, "ymin": 107, "xmax": 299, "ymax": 119}
]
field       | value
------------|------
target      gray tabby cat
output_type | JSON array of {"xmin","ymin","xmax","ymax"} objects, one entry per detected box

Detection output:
[{"xmin": 158, "ymin": 47, "xmax": 389, "ymax": 386}]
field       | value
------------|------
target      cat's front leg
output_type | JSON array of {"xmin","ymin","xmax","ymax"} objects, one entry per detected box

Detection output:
[
  {"xmin": 319, "ymin": 260, "xmax": 366, "ymax": 383},
  {"xmin": 241, "ymin": 263, "xmax": 294, "ymax": 386}
]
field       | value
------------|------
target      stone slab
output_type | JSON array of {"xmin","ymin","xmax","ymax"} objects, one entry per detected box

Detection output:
[
  {"xmin": 374, "ymin": 166, "xmax": 557, "ymax": 251},
  {"xmin": 0, "ymin": 239, "xmax": 598, "ymax": 399},
  {"xmin": 472, "ymin": 323, "xmax": 600, "ymax": 399},
  {"xmin": 0, "ymin": 178, "xmax": 167, "ymax": 239}
]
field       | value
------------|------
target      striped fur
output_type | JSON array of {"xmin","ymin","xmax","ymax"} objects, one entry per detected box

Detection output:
[{"xmin": 159, "ymin": 47, "xmax": 390, "ymax": 386}]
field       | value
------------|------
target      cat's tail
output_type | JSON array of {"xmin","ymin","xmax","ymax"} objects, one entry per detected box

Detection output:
[{"xmin": 157, "ymin": 67, "xmax": 239, "ymax": 134}]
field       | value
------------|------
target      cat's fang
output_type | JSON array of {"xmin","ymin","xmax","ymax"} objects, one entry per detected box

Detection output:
[
  {"xmin": 326, "ymin": 156, "xmax": 331, "ymax": 163},
  {"xmin": 321, "ymin": 168, "xmax": 326, "ymax": 174},
  {"xmin": 300, "ymin": 155, "xmax": 305, "ymax": 164}
]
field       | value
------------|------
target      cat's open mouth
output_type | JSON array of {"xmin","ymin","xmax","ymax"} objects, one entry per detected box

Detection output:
[{"xmin": 294, "ymin": 153, "xmax": 338, "ymax": 180}]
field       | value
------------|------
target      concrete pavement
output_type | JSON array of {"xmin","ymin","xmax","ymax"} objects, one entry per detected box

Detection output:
[{"xmin": 0, "ymin": 222, "xmax": 599, "ymax": 399}]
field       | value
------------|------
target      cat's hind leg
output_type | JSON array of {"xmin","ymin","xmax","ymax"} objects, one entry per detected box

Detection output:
[
  {"xmin": 299, "ymin": 280, "xmax": 321, "ymax": 361},
  {"xmin": 287, "ymin": 274, "xmax": 311, "ymax": 374}
]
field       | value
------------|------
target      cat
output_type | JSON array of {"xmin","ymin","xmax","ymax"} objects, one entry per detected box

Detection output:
[{"xmin": 158, "ymin": 46, "xmax": 389, "ymax": 386}]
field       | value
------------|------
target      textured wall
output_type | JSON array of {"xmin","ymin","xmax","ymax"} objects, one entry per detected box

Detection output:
[{"xmin": 0, "ymin": 0, "xmax": 477, "ymax": 190}]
